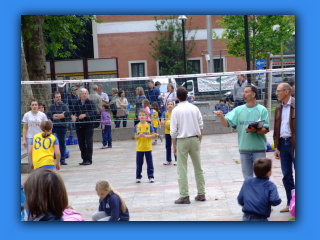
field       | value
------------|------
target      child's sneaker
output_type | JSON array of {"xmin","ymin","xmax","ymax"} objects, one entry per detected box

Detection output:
[
  {"xmin": 149, "ymin": 178, "xmax": 154, "ymax": 183},
  {"xmin": 173, "ymin": 162, "xmax": 177, "ymax": 166},
  {"xmin": 136, "ymin": 179, "xmax": 141, "ymax": 183},
  {"xmin": 101, "ymin": 146, "xmax": 107, "ymax": 149},
  {"xmin": 159, "ymin": 135, "xmax": 163, "ymax": 142},
  {"xmin": 163, "ymin": 161, "xmax": 172, "ymax": 165},
  {"xmin": 152, "ymin": 141, "xmax": 157, "ymax": 145}
]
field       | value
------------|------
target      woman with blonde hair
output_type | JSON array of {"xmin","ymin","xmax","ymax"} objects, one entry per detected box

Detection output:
[
  {"xmin": 161, "ymin": 83, "xmax": 176, "ymax": 111},
  {"xmin": 92, "ymin": 180, "xmax": 129, "ymax": 221}
]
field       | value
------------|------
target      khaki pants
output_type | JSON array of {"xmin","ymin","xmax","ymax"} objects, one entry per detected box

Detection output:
[{"xmin": 177, "ymin": 137, "xmax": 205, "ymax": 198}]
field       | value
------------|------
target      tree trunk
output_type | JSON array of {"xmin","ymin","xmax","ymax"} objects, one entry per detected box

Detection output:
[
  {"xmin": 21, "ymin": 36, "xmax": 33, "ymax": 121},
  {"xmin": 21, "ymin": 15, "xmax": 51, "ymax": 109}
]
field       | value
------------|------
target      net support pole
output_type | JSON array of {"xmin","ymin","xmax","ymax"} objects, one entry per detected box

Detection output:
[{"xmin": 267, "ymin": 53, "xmax": 273, "ymax": 118}]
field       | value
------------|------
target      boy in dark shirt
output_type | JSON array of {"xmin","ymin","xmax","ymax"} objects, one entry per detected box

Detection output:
[{"xmin": 237, "ymin": 158, "xmax": 282, "ymax": 221}]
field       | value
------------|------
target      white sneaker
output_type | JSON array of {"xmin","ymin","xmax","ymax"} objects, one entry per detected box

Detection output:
[
  {"xmin": 152, "ymin": 141, "xmax": 157, "ymax": 145},
  {"xmin": 149, "ymin": 178, "xmax": 154, "ymax": 183},
  {"xmin": 136, "ymin": 179, "xmax": 141, "ymax": 183},
  {"xmin": 163, "ymin": 161, "xmax": 172, "ymax": 165},
  {"xmin": 173, "ymin": 162, "xmax": 177, "ymax": 166}
]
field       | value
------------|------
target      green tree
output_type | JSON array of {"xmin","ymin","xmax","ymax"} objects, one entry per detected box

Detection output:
[
  {"xmin": 21, "ymin": 15, "xmax": 100, "ymax": 117},
  {"xmin": 149, "ymin": 15, "xmax": 198, "ymax": 75},
  {"xmin": 212, "ymin": 15, "xmax": 295, "ymax": 69}
]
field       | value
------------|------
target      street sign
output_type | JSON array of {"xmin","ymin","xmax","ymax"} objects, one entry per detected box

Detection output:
[
  {"xmin": 257, "ymin": 67, "xmax": 264, "ymax": 75},
  {"xmin": 255, "ymin": 59, "xmax": 265, "ymax": 68}
]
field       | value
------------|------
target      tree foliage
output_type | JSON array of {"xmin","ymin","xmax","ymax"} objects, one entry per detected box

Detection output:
[
  {"xmin": 212, "ymin": 15, "xmax": 295, "ymax": 68},
  {"xmin": 149, "ymin": 15, "xmax": 198, "ymax": 75},
  {"xmin": 44, "ymin": 15, "xmax": 99, "ymax": 59}
]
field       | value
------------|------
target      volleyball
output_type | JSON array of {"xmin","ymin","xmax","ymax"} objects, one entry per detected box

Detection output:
[
  {"xmin": 165, "ymin": 120, "xmax": 170, "ymax": 131},
  {"xmin": 271, "ymin": 142, "xmax": 275, "ymax": 150}
]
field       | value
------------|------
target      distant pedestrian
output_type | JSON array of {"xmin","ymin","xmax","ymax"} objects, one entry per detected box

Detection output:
[
  {"xmin": 134, "ymin": 87, "xmax": 146, "ymax": 126},
  {"xmin": 109, "ymin": 88, "xmax": 119, "ymax": 120},
  {"xmin": 115, "ymin": 90, "xmax": 128, "ymax": 128},
  {"xmin": 161, "ymin": 83, "xmax": 176, "ymax": 111},
  {"xmin": 170, "ymin": 87, "xmax": 205, "ymax": 204},
  {"xmin": 147, "ymin": 80, "xmax": 161, "ymax": 107},
  {"xmin": 133, "ymin": 109, "xmax": 155, "ymax": 183},
  {"xmin": 273, "ymin": 82, "xmax": 295, "ymax": 213},
  {"xmin": 92, "ymin": 180, "xmax": 129, "ymax": 221},
  {"xmin": 89, "ymin": 85, "xmax": 103, "ymax": 128},
  {"xmin": 215, "ymin": 85, "xmax": 269, "ymax": 180},
  {"xmin": 101, "ymin": 104, "xmax": 112, "ymax": 149},
  {"xmin": 98, "ymin": 84, "xmax": 109, "ymax": 104},
  {"xmin": 233, "ymin": 74, "xmax": 247, "ymax": 107},
  {"xmin": 237, "ymin": 158, "xmax": 282, "ymax": 221},
  {"xmin": 24, "ymin": 169, "xmax": 68, "ymax": 221},
  {"xmin": 142, "ymin": 99, "xmax": 151, "ymax": 122}
]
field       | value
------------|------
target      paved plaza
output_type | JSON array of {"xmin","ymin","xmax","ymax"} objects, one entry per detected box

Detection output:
[{"xmin": 21, "ymin": 130, "xmax": 294, "ymax": 221}]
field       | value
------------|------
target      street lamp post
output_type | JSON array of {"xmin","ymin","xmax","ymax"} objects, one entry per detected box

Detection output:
[{"xmin": 178, "ymin": 15, "xmax": 187, "ymax": 74}]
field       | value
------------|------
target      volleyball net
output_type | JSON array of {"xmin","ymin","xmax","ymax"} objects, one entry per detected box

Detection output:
[{"xmin": 21, "ymin": 67, "xmax": 295, "ymax": 125}]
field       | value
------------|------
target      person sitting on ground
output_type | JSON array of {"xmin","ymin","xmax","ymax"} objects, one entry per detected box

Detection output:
[
  {"xmin": 215, "ymin": 98, "xmax": 230, "ymax": 115},
  {"xmin": 92, "ymin": 180, "xmax": 129, "ymax": 221},
  {"xmin": 24, "ymin": 168, "xmax": 68, "ymax": 221},
  {"xmin": 237, "ymin": 158, "xmax": 282, "ymax": 221}
]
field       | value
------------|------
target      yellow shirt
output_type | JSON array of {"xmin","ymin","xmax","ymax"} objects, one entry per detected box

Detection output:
[
  {"xmin": 31, "ymin": 132, "xmax": 58, "ymax": 169},
  {"xmin": 161, "ymin": 110, "xmax": 172, "ymax": 134},
  {"xmin": 151, "ymin": 109, "xmax": 159, "ymax": 128},
  {"xmin": 133, "ymin": 122, "xmax": 154, "ymax": 152}
]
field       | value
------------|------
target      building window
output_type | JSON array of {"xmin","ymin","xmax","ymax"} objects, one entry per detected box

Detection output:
[
  {"xmin": 187, "ymin": 60, "xmax": 201, "ymax": 74},
  {"xmin": 213, "ymin": 59, "xmax": 224, "ymax": 72},
  {"xmin": 129, "ymin": 61, "xmax": 147, "ymax": 77}
]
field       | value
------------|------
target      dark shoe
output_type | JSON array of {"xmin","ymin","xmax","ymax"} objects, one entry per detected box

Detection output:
[
  {"xmin": 79, "ymin": 162, "xmax": 85, "ymax": 165},
  {"xmin": 61, "ymin": 162, "xmax": 68, "ymax": 165},
  {"xmin": 174, "ymin": 196, "xmax": 190, "ymax": 204},
  {"xmin": 83, "ymin": 162, "xmax": 91, "ymax": 165},
  {"xmin": 280, "ymin": 206, "xmax": 289, "ymax": 212},
  {"xmin": 195, "ymin": 194, "xmax": 206, "ymax": 201},
  {"xmin": 107, "ymin": 146, "xmax": 112, "ymax": 148}
]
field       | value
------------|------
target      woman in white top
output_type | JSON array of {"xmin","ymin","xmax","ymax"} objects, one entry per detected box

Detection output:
[
  {"xmin": 22, "ymin": 99, "xmax": 48, "ymax": 172},
  {"xmin": 162, "ymin": 83, "xmax": 176, "ymax": 111}
]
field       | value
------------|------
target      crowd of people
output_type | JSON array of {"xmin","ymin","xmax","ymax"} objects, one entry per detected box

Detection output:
[{"xmin": 21, "ymin": 76, "xmax": 295, "ymax": 221}]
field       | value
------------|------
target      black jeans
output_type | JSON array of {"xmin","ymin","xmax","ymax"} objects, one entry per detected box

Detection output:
[{"xmin": 76, "ymin": 127, "xmax": 94, "ymax": 164}]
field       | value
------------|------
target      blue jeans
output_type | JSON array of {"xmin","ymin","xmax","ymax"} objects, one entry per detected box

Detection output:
[
  {"xmin": 242, "ymin": 215, "xmax": 268, "ymax": 221},
  {"xmin": 234, "ymin": 100, "xmax": 246, "ymax": 108},
  {"xmin": 52, "ymin": 126, "xmax": 67, "ymax": 163},
  {"xmin": 280, "ymin": 139, "xmax": 295, "ymax": 205},
  {"xmin": 240, "ymin": 151, "xmax": 266, "ymax": 180},
  {"xmin": 136, "ymin": 151, "xmax": 154, "ymax": 179},
  {"xmin": 102, "ymin": 125, "xmax": 112, "ymax": 147},
  {"xmin": 165, "ymin": 134, "xmax": 177, "ymax": 162},
  {"xmin": 115, "ymin": 114, "xmax": 128, "ymax": 128}
]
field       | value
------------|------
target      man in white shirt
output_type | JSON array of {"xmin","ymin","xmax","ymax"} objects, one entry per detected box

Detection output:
[{"xmin": 170, "ymin": 87, "xmax": 205, "ymax": 204}]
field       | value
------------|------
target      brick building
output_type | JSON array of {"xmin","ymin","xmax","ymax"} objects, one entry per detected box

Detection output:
[{"xmin": 92, "ymin": 15, "xmax": 247, "ymax": 78}]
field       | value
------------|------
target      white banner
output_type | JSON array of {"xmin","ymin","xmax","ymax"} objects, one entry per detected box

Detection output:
[{"xmin": 197, "ymin": 76, "xmax": 237, "ymax": 92}]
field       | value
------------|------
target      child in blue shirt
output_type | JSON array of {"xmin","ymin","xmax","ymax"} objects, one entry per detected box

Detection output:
[
  {"xmin": 215, "ymin": 98, "xmax": 230, "ymax": 115},
  {"xmin": 237, "ymin": 158, "xmax": 282, "ymax": 221}
]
